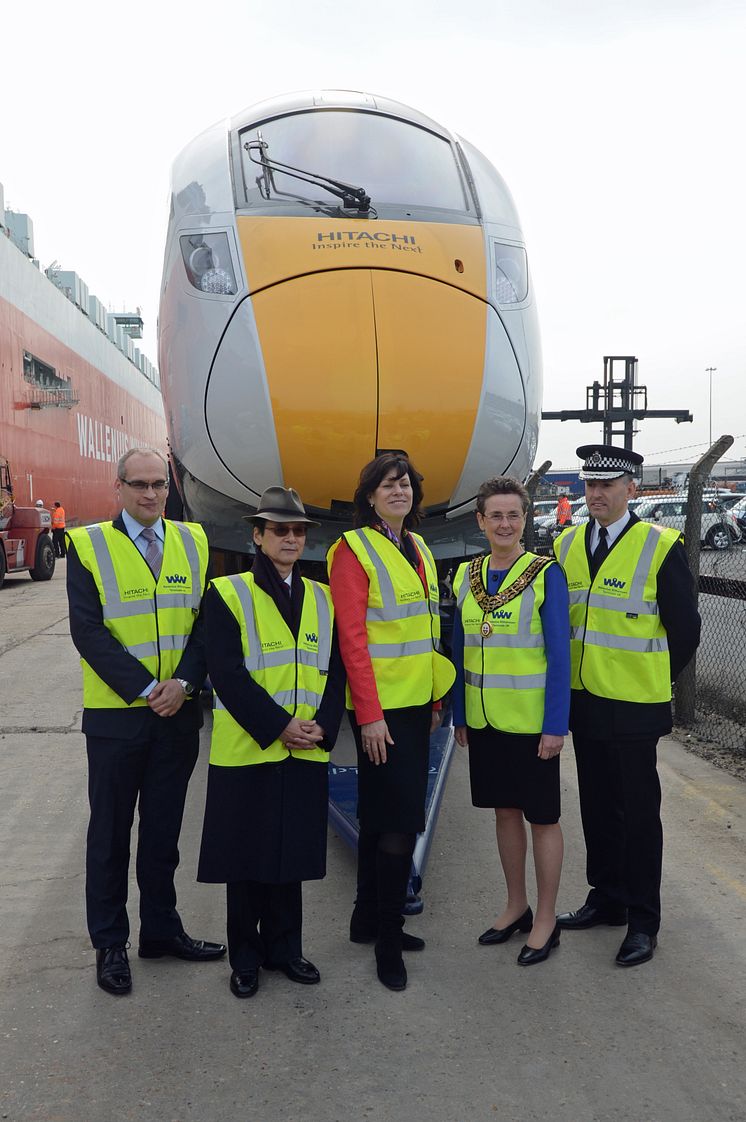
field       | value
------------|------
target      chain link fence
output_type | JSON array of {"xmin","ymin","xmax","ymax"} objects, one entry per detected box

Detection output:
[
  {"xmin": 674, "ymin": 541, "xmax": 746, "ymax": 769},
  {"xmin": 672, "ymin": 438, "xmax": 744, "ymax": 769}
]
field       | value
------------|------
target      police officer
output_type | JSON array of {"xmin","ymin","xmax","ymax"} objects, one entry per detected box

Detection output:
[
  {"xmin": 197, "ymin": 487, "xmax": 346, "ymax": 999},
  {"xmin": 554, "ymin": 445, "xmax": 701, "ymax": 966},
  {"xmin": 66, "ymin": 448, "xmax": 225, "ymax": 996}
]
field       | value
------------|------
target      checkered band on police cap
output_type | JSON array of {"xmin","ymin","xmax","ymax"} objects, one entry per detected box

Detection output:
[{"xmin": 577, "ymin": 444, "xmax": 644, "ymax": 480}]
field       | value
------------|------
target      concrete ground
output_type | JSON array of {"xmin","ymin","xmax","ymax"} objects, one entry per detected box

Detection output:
[{"xmin": 1, "ymin": 562, "xmax": 745, "ymax": 1122}]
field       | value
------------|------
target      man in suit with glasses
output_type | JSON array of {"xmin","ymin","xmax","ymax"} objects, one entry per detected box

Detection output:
[{"xmin": 66, "ymin": 448, "xmax": 225, "ymax": 996}]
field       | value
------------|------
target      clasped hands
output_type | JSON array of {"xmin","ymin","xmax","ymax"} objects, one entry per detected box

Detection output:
[
  {"xmin": 281, "ymin": 717, "xmax": 325, "ymax": 751},
  {"xmin": 147, "ymin": 679, "xmax": 188, "ymax": 717}
]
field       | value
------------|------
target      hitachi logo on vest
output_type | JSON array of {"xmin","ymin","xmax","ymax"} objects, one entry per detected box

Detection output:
[
  {"xmin": 602, "ymin": 577, "xmax": 627, "ymax": 589},
  {"xmin": 164, "ymin": 574, "xmax": 188, "ymax": 585}
]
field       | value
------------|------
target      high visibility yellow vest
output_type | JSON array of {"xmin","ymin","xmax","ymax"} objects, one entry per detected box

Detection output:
[
  {"xmin": 554, "ymin": 520, "xmax": 681, "ymax": 703},
  {"xmin": 67, "ymin": 520, "xmax": 208, "ymax": 708},
  {"xmin": 327, "ymin": 528, "xmax": 455, "ymax": 710},
  {"xmin": 453, "ymin": 553, "xmax": 550, "ymax": 733},
  {"xmin": 209, "ymin": 572, "xmax": 333, "ymax": 766}
]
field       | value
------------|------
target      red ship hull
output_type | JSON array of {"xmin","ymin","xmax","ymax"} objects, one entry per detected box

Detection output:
[{"xmin": 0, "ymin": 237, "xmax": 165, "ymax": 526}]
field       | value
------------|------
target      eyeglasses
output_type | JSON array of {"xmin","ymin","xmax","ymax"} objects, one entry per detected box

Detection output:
[
  {"xmin": 482, "ymin": 511, "xmax": 524, "ymax": 523},
  {"xmin": 120, "ymin": 478, "xmax": 169, "ymax": 492},
  {"xmin": 264, "ymin": 523, "xmax": 308, "ymax": 538}
]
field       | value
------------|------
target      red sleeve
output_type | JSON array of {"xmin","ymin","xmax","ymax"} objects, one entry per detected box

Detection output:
[{"xmin": 329, "ymin": 540, "xmax": 384, "ymax": 725}]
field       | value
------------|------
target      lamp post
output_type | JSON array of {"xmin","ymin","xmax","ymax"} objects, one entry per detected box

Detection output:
[{"xmin": 705, "ymin": 366, "xmax": 717, "ymax": 447}]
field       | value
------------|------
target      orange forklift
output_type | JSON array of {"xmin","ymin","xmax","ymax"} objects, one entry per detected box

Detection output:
[{"xmin": 0, "ymin": 457, "xmax": 55, "ymax": 588}]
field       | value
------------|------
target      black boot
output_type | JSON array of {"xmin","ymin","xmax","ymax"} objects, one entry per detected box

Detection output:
[
  {"xmin": 350, "ymin": 830, "xmax": 379, "ymax": 943},
  {"xmin": 374, "ymin": 850, "xmax": 411, "ymax": 991}
]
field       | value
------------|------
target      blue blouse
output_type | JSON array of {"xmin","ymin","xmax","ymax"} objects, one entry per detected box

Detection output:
[{"xmin": 451, "ymin": 560, "xmax": 570, "ymax": 736}]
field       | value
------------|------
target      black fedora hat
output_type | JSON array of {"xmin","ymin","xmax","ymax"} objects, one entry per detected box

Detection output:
[{"xmin": 244, "ymin": 485, "xmax": 320, "ymax": 526}]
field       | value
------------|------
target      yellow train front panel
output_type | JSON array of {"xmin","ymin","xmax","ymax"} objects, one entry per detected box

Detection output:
[{"xmin": 237, "ymin": 217, "xmax": 487, "ymax": 509}]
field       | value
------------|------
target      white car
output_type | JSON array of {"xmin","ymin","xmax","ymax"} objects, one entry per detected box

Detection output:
[{"xmin": 634, "ymin": 495, "xmax": 741, "ymax": 551}]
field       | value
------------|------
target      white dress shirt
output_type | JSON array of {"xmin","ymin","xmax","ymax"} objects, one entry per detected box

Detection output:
[{"xmin": 590, "ymin": 509, "xmax": 631, "ymax": 552}]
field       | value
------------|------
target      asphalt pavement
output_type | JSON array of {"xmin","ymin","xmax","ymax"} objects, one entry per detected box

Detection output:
[{"xmin": 1, "ymin": 562, "xmax": 745, "ymax": 1122}]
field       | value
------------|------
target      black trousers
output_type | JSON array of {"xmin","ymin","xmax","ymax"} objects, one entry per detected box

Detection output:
[
  {"xmin": 52, "ymin": 529, "xmax": 66, "ymax": 557},
  {"xmin": 85, "ymin": 720, "xmax": 199, "ymax": 948},
  {"xmin": 572, "ymin": 733, "xmax": 663, "ymax": 935},
  {"xmin": 226, "ymin": 881, "xmax": 302, "ymax": 971}
]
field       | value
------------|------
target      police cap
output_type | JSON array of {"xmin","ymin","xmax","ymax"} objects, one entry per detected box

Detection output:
[{"xmin": 577, "ymin": 444, "xmax": 644, "ymax": 480}]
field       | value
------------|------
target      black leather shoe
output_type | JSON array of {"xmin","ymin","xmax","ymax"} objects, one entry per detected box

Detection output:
[
  {"xmin": 517, "ymin": 924, "xmax": 560, "ymax": 966},
  {"xmin": 230, "ymin": 969, "xmax": 259, "ymax": 998},
  {"xmin": 478, "ymin": 906, "xmax": 533, "ymax": 945},
  {"xmin": 556, "ymin": 903, "xmax": 627, "ymax": 929},
  {"xmin": 616, "ymin": 931, "xmax": 657, "ymax": 967},
  {"xmin": 138, "ymin": 931, "xmax": 227, "ymax": 961},
  {"xmin": 96, "ymin": 946, "xmax": 131, "ymax": 995},
  {"xmin": 264, "ymin": 956, "xmax": 321, "ymax": 984}
]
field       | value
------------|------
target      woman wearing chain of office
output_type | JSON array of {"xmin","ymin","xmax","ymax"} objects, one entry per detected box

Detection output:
[
  {"xmin": 452, "ymin": 476, "xmax": 570, "ymax": 965},
  {"xmin": 328, "ymin": 453, "xmax": 455, "ymax": 991}
]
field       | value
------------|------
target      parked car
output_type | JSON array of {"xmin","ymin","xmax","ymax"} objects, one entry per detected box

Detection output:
[
  {"xmin": 531, "ymin": 500, "xmax": 560, "ymax": 519},
  {"xmin": 728, "ymin": 496, "xmax": 746, "ymax": 534},
  {"xmin": 634, "ymin": 495, "xmax": 741, "ymax": 550}
]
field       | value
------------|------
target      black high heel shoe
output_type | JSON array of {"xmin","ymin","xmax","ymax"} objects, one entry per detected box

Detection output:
[
  {"xmin": 478, "ymin": 907, "xmax": 533, "ymax": 945},
  {"xmin": 517, "ymin": 923, "xmax": 560, "ymax": 965}
]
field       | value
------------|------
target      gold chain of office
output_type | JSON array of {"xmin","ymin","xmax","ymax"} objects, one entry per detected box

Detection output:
[{"xmin": 467, "ymin": 553, "xmax": 553, "ymax": 615}]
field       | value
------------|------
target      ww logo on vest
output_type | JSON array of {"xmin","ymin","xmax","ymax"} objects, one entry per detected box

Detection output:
[
  {"xmin": 490, "ymin": 609, "xmax": 513, "ymax": 620},
  {"xmin": 602, "ymin": 577, "xmax": 627, "ymax": 590},
  {"xmin": 165, "ymin": 574, "xmax": 188, "ymax": 585},
  {"xmin": 305, "ymin": 631, "xmax": 319, "ymax": 644}
]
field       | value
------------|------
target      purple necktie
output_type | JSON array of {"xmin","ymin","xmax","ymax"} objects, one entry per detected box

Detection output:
[{"xmin": 141, "ymin": 526, "xmax": 162, "ymax": 579}]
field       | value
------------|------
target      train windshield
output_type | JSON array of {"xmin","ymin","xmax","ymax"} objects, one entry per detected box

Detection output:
[{"xmin": 237, "ymin": 111, "xmax": 471, "ymax": 216}]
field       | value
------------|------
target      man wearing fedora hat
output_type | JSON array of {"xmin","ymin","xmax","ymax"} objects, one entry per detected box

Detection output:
[
  {"xmin": 197, "ymin": 486, "xmax": 346, "ymax": 998},
  {"xmin": 553, "ymin": 445, "xmax": 700, "ymax": 966}
]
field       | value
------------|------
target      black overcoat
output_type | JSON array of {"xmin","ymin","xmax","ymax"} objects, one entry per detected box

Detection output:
[{"xmin": 197, "ymin": 574, "xmax": 346, "ymax": 885}]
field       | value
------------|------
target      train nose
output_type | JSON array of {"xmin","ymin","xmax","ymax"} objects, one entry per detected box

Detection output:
[{"xmin": 205, "ymin": 269, "xmax": 526, "ymax": 511}]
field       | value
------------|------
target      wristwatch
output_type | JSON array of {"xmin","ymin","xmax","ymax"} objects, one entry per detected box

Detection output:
[{"xmin": 175, "ymin": 678, "xmax": 195, "ymax": 697}]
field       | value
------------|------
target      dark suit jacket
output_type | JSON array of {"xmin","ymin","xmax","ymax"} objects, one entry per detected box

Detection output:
[
  {"xmin": 569, "ymin": 512, "xmax": 701, "ymax": 740},
  {"xmin": 66, "ymin": 514, "xmax": 207, "ymax": 739}
]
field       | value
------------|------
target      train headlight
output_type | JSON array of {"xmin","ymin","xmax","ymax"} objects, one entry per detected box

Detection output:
[
  {"xmin": 180, "ymin": 233, "xmax": 237, "ymax": 296},
  {"xmin": 494, "ymin": 243, "xmax": 528, "ymax": 305}
]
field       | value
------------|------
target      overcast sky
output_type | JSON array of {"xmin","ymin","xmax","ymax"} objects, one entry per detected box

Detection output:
[{"xmin": 3, "ymin": 0, "xmax": 745, "ymax": 471}]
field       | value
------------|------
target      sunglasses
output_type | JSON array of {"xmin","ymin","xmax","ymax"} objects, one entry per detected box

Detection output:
[
  {"xmin": 263, "ymin": 523, "xmax": 308, "ymax": 538},
  {"xmin": 120, "ymin": 479, "xmax": 169, "ymax": 492}
]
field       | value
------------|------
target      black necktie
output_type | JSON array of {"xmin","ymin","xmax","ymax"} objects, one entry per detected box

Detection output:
[{"xmin": 592, "ymin": 526, "xmax": 609, "ymax": 576}]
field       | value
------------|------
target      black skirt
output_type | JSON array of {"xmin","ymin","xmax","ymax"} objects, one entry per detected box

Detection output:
[
  {"xmin": 197, "ymin": 756, "xmax": 329, "ymax": 885},
  {"xmin": 467, "ymin": 725, "xmax": 560, "ymax": 825},
  {"xmin": 350, "ymin": 703, "xmax": 432, "ymax": 833}
]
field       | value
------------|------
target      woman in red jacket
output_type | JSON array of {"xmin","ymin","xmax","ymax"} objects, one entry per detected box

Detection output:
[{"xmin": 328, "ymin": 453, "xmax": 454, "ymax": 991}]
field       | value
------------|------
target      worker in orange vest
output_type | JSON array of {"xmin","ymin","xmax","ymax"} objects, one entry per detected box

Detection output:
[
  {"xmin": 52, "ymin": 501, "xmax": 66, "ymax": 558},
  {"xmin": 555, "ymin": 494, "xmax": 572, "ymax": 527}
]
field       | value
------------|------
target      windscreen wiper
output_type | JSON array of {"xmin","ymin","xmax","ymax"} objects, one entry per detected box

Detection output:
[{"xmin": 245, "ymin": 138, "xmax": 371, "ymax": 213}]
